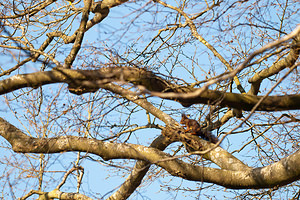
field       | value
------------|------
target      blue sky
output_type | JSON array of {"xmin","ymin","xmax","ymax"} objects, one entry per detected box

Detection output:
[{"xmin": 0, "ymin": 0, "xmax": 300, "ymax": 199}]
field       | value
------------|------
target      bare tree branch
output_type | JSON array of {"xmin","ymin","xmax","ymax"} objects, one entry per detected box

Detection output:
[
  {"xmin": 1, "ymin": 117, "xmax": 300, "ymax": 189},
  {"xmin": 63, "ymin": 0, "xmax": 93, "ymax": 68},
  {"xmin": 1, "ymin": 67, "xmax": 300, "ymax": 111},
  {"xmin": 248, "ymin": 34, "xmax": 300, "ymax": 95}
]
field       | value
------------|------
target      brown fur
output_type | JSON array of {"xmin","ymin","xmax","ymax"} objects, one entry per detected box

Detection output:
[
  {"xmin": 180, "ymin": 114, "xmax": 201, "ymax": 135},
  {"xmin": 180, "ymin": 114, "xmax": 218, "ymax": 144}
]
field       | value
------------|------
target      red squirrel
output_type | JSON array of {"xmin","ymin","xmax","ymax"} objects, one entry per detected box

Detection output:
[
  {"xmin": 180, "ymin": 114, "xmax": 218, "ymax": 143},
  {"xmin": 180, "ymin": 114, "xmax": 201, "ymax": 135}
]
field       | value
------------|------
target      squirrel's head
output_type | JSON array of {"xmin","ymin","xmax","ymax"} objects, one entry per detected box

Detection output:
[{"xmin": 181, "ymin": 113, "xmax": 190, "ymax": 119}]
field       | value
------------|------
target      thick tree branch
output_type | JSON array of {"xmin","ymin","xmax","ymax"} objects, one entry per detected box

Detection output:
[
  {"xmin": 162, "ymin": 126, "xmax": 251, "ymax": 171},
  {"xmin": 108, "ymin": 125, "xmax": 249, "ymax": 199},
  {"xmin": 19, "ymin": 189, "xmax": 93, "ymax": 200},
  {"xmin": 88, "ymin": 0, "xmax": 129, "ymax": 31},
  {"xmin": 150, "ymin": 88, "xmax": 300, "ymax": 111},
  {"xmin": 1, "ymin": 117, "xmax": 300, "ymax": 189},
  {"xmin": 1, "ymin": 67, "xmax": 300, "ymax": 111},
  {"xmin": 248, "ymin": 34, "xmax": 300, "ymax": 95},
  {"xmin": 107, "ymin": 135, "xmax": 172, "ymax": 200},
  {"xmin": 0, "ymin": 67, "xmax": 168, "ymax": 94}
]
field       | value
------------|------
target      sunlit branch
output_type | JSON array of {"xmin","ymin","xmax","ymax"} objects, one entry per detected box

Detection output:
[{"xmin": 1, "ymin": 117, "xmax": 300, "ymax": 189}]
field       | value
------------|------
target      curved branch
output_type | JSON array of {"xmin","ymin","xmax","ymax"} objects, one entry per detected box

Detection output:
[
  {"xmin": 161, "ymin": 126, "xmax": 250, "ymax": 171},
  {"xmin": 63, "ymin": 0, "xmax": 93, "ymax": 68},
  {"xmin": 150, "ymin": 88, "xmax": 300, "ymax": 111},
  {"xmin": 0, "ymin": 67, "xmax": 168, "ymax": 95},
  {"xmin": 248, "ymin": 34, "xmax": 300, "ymax": 95},
  {"xmin": 107, "ymin": 135, "xmax": 172, "ymax": 200},
  {"xmin": 46, "ymin": 0, "xmax": 127, "ymax": 45},
  {"xmin": 1, "ymin": 117, "xmax": 300, "ymax": 189},
  {"xmin": 1, "ymin": 67, "xmax": 300, "ymax": 111}
]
